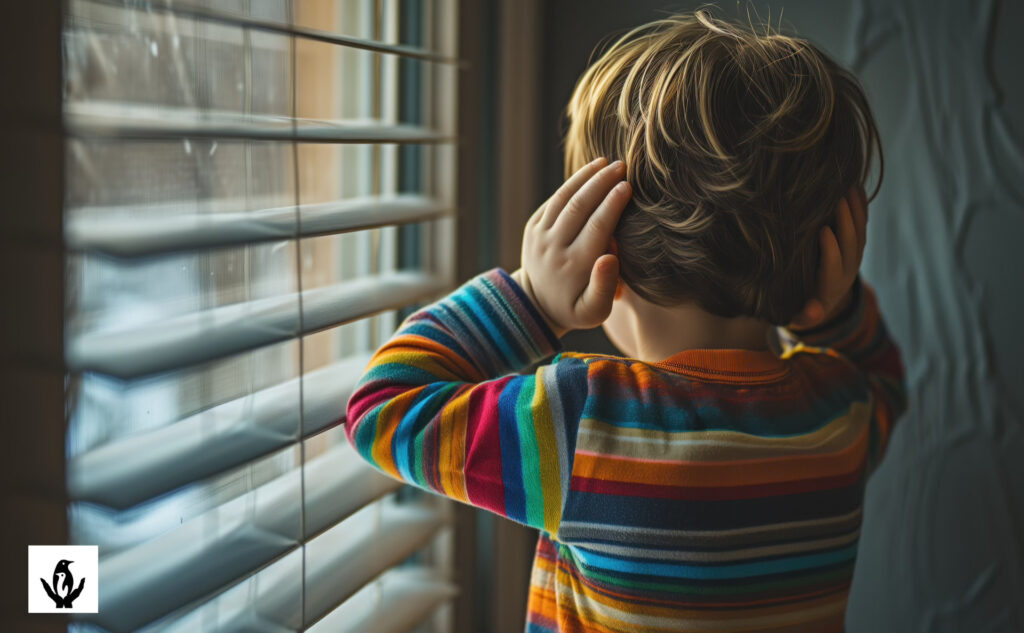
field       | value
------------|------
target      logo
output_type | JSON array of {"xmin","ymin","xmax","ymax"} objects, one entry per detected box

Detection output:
[{"xmin": 28, "ymin": 545, "xmax": 98, "ymax": 614}]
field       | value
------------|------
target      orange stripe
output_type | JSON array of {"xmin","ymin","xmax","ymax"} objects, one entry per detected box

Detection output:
[
  {"xmin": 571, "ymin": 421, "xmax": 869, "ymax": 487},
  {"xmin": 370, "ymin": 391, "xmax": 417, "ymax": 478},
  {"xmin": 526, "ymin": 587, "xmax": 561, "ymax": 623},
  {"xmin": 535, "ymin": 559, "xmax": 848, "ymax": 633},
  {"xmin": 562, "ymin": 350, "xmax": 790, "ymax": 384},
  {"xmin": 375, "ymin": 334, "xmax": 483, "ymax": 381},
  {"xmin": 439, "ymin": 386, "xmax": 472, "ymax": 502}
]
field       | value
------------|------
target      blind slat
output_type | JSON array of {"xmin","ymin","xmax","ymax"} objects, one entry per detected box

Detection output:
[
  {"xmin": 68, "ymin": 271, "xmax": 446, "ymax": 378},
  {"xmin": 139, "ymin": 507, "xmax": 445, "ymax": 633},
  {"xmin": 79, "ymin": 0, "xmax": 458, "ymax": 64},
  {"xmin": 66, "ymin": 194, "xmax": 448, "ymax": 257},
  {"xmin": 308, "ymin": 568, "xmax": 457, "ymax": 633},
  {"xmin": 303, "ymin": 507, "xmax": 445, "ymax": 626},
  {"xmin": 65, "ymin": 101, "xmax": 452, "ymax": 143},
  {"xmin": 69, "ymin": 353, "xmax": 373, "ymax": 509},
  {"xmin": 66, "ymin": 2, "xmax": 456, "ymax": 631},
  {"xmin": 83, "ymin": 444, "xmax": 408, "ymax": 633}
]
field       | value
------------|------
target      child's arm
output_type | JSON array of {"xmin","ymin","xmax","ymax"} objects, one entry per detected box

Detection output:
[
  {"xmin": 780, "ymin": 278, "xmax": 907, "ymax": 458},
  {"xmin": 345, "ymin": 270, "xmax": 585, "ymax": 532},
  {"xmin": 781, "ymin": 187, "xmax": 907, "ymax": 460},
  {"xmin": 345, "ymin": 158, "xmax": 631, "ymax": 532}
]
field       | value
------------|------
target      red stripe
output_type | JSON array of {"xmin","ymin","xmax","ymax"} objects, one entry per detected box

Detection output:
[
  {"xmin": 462, "ymin": 379, "xmax": 510, "ymax": 515},
  {"xmin": 347, "ymin": 383, "xmax": 408, "ymax": 423}
]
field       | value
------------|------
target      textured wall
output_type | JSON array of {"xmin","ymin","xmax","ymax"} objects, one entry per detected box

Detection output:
[{"xmin": 539, "ymin": 1, "xmax": 1024, "ymax": 630}]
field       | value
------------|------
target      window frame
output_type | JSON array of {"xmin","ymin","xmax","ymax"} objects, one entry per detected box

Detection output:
[{"xmin": 1, "ymin": 1, "xmax": 480, "ymax": 632}]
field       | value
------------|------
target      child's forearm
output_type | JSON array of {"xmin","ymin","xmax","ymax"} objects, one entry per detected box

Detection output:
[
  {"xmin": 344, "ymin": 269, "xmax": 583, "ymax": 531},
  {"xmin": 347, "ymin": 269, "xmax": 559, "ymax": 395}
]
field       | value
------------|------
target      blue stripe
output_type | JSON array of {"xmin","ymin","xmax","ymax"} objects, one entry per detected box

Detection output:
[
  {"xmin": 480, "ymin": 274, "xmax": 551, "ymax": 359},
  {"xmin": 402, "ymin": 320, "xmax": 468, "ymax": 359},
  {"xmin": 583, "ymin": 399, "xmax": 859, "ymax": 436},
  {"xmin": 436, "ymin": 298, "xmax": 500, "ymax": 376},
  {"xmin": 571, "ymin": 543, "xmax": 859, "ymax": 580},
  {"xmin": 479, "ymin": 276, "xmax": 543, "ymax": 359},
  {"xmin": 461, "ymin": 284, "xmax": 526, "ymax": 368},
  {"xmin": 563, "ymin": 484, "xmax": 864, "ymax": 531},
  {"xmin": 456, "ymin": 284, "xmax": 520, "ymax": 366},
  {"xmin": 491, "ymin": 269, "xmax": 562, "ymax": 351},
  {"xmin": 392, "ymin": 382, "xmax": 451, "ymax": 483},
  {"xmin": 498, "ymin": 376, "xmax": 527, "ymax": 523}
]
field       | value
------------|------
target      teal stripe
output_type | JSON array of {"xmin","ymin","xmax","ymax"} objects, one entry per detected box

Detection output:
[
  {"xmin": 480, "ymin": 274, "xmax": 547, "ymax": 359},
  {"xmin": 572, "ymin": 543, "xmax": 859, "ymax": 580},
  {"xmin": 458, "ymin": 286, "xmax": 523, "ymax": 368},
  {"xmin": 516, "ymin": 379, "xmax": 545, "ymax": 528}
]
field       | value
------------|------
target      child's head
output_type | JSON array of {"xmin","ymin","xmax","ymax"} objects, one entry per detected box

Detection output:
[{"xmin": 564, "ymin": 9, "xmax": 881, "ymax": 326}]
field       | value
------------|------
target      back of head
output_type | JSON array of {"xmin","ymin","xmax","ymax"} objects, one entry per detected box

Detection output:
[{"xmin": 564, "ymin": 9, "xmax": 882, "ymax": 325}]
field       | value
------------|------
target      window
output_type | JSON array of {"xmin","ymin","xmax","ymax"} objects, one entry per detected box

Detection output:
[{"xmin": 62, "ymin": 1, "xmax": 458, "ymax": 631}]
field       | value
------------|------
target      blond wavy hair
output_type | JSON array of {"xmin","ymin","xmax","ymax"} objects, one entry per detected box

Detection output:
[{"xmin": 564, "ymin": 9, "xmax": 882, "ymax": 325}]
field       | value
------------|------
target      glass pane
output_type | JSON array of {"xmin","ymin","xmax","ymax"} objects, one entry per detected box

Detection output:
[
  {"xmin": 64, "ymin": 0, "xmax": 457, "ymax": 629},
  {"xmin": 294, "ymin": 0, "xmax": 421, "ymax": 48},
  {"xmin": 65, "ymin": 2, "xmax": 292, "ymax": 116}
]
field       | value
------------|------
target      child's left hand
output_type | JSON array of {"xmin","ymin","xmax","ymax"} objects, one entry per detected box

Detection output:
[
  {"xmin": 788, "ymin": 185, "xmax": 868, "ymax": 330},
  {"xmin": 511, "ymin": 158, "xmax": 632, "ymax": 338}
]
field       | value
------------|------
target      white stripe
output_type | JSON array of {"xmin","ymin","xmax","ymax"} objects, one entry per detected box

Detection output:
[{"xmin": 576, "ymin": 423, "xmax": 850, "ymax": 451}]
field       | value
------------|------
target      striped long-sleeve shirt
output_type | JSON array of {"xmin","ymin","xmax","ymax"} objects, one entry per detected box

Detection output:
[{"xmin": 345, "ymin": 268, "xmax": 907, "ymax": 633}]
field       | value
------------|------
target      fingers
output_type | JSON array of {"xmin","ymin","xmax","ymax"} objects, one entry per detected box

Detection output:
[
  {"xmin": 789, "ymin": 187, "xmax": 868, "ymax": 332},
  {"xmin": 848, "ymin": 185, "xmax": 868, "ymax": 259},
  {"xmin": 541, "ymin": 157, "xmax": 608, "ymax": 227},
  {"xmin": 818, "ymin": 226, "xmax": 844, "ymax": 306},
  {"xmin": 574, "ymin": 180, "xmax": 632, "ymax": 257},
  {"xmin": 551, "ymin": 160, "xmax": 627, "ymax": 243},
  {"xmin": 526, "ymin": 205, "xmax": 543, "ymax": 231},
  {"xmin": 574, "ymin": 254, "xmax": 619, "ymax": 325},
  {"xmin": 834, "ymin": 197, "xmax": 858, "ymax": 275}
]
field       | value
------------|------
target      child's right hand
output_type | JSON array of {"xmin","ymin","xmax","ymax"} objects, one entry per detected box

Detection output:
[
  {"xmin": 788, "ymin": 186, "xmax": 868, "ymax": 330},
  {"xmin": 511, "ymin": 158, "xmax": 632, "ymax": 338}
]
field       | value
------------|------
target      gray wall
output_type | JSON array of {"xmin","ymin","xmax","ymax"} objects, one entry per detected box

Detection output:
[{"xmin": 538, "ymin": 1, "xmax": 1024, "ymax": 630}]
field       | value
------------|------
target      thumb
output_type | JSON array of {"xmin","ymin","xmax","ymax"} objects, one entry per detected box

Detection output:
[{"xmin": 575, "ymin": 254, "xmax": 619, "ymax": 326}]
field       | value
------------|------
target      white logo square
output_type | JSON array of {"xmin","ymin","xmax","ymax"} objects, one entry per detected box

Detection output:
[{"xmin": 28, "ymin": 545, "xmax": 99, "ymax": 614}]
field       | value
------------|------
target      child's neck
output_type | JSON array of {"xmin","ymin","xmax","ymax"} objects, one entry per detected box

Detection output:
[
  {"xmin": 607, "ymin": 291, "xmax": 773, "ymax": 363},
  {"xmin": 638, "ymin": 304, "xmax": 771, "ymax": 362}
]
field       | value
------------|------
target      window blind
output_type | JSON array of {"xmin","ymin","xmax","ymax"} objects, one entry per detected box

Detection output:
[{"xmin": 63, "ymin": 1, "xmax": 458, "ymax": 632}]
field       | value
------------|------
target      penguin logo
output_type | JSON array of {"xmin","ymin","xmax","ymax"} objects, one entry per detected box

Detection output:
[{"xmin": 40, "ymin": 559, "xmax": 85, "ymax": 608}]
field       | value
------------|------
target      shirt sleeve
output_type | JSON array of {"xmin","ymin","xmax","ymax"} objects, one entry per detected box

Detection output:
[
  {"xmin": 778, "ymin": 278, "xmax": 908, "ymax": 463},
  {"xmin": 345, "ymin": 268, "xmax": 589, "ymax": 533}
]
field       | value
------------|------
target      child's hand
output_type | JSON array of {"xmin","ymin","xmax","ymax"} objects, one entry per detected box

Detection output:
[
  {"xmin": 789, "ymin": 185, "xmax": 868, "ymax": 330},
  {"xmin": 511, "ymin": 158, "xmax": 632, "ymax": 338}
]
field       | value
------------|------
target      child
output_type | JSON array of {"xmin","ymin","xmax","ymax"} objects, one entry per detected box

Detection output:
[{"xmin": 346, "ymin": 9, "xmax": 906, "ymax": 633}]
